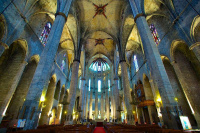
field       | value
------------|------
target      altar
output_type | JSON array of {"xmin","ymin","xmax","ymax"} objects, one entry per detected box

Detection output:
[{"xmin": 95, "ymin": 119, "xmax": 104, "ymax": 127}]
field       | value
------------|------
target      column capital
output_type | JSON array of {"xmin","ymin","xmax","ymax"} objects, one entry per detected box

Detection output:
[
  {"xmin": 81, "ymin": 77, "xmax": 86, "ymax": 80},
  {"xmin": 23, "ymin": 61, "xmax": 28, "ymax": 65},
  {"xmin": 134, "ymin": 13, "xmax": 145, "ymax": 22},
  {"xmin": 171, "ymin": 60, "xmax": 177, "ymax": 64},
  {"xmin": 114, "ymin": 77, "xmax": 118, "ymax": 80},
  {"xmin": 189, "ymin": 42, "xmax": 200, "ymax": 50},
  {"xmin": 119, "ymin": 60, "xmax": 126, "ymax": 63},
  {"xmin": 0, "ymin": 41, "xmax": 9, "ymax": 49},
  {"xmin": 55, "ymin": 12, "xmax": 68, "ymax": 21},
  {"xmin": 73, "ymin": 59, "xmax": 80, "ymax": 63}
]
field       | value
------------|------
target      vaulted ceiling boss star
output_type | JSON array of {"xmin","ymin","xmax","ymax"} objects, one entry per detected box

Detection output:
[
  {"xmin": 93, "ymin": 3, "xmax": 108, "ymax": 19},
  {"xmin": 95, "ymin": 38, "xmax": 105, "ymax": 46}
]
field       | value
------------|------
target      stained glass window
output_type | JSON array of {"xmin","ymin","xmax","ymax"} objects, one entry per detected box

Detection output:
[
  {"xmin": 98, "ymin": 80, "xmax": 101, "ymax": 92},
  {"xmin": 88, "ymin": 79, "xmax": 91, "ymax": 91},
  {"xmin": 60, "ymin": 54, "xmax": 66, "ymax": 72},
  {"xmin": 39, "ymin": 22, "xmax": 52, "ymax": 45},
  {"xmin": 118, "ymin": 79, "xmax": 120, "ymax": 90},
  {"xmin": 150, "ymin": 24, "xmax": 160, "ymax": 45},
  {"xmin": 89, "ymin": 58, "xmax": 110, "ymax": 72},
  {"xmin": 134, "ymin": 55, "xmax": 139, "ymax": 72},
  {"xmin": 108, "ymin": 79, "xmax": 110, "ymax": 91},
  {"xmin": 79, "ymin": 77, "xmax": 82, "ymax": 89}
]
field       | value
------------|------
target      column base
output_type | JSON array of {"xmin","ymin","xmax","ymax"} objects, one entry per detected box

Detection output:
[
  {"xmin": 18, "ymin": 100, "xmax": 41, "ymax": 130},
  {"xmin": 117, "ymin": 121, "xmax": 122, "ymax": 124},
  {"xmin": 160, "ymin": 106, "xmax": 182, "ymax": 129},
  {"xmin": 64, "ymin": 120, "xmax": 73, "ymax": 125},
  {"xmin": 23, "ymin": 111, "xmax": 41, "ymax": 130}
]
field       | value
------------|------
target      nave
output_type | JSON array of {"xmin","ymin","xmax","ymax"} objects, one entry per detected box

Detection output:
[{"xmin": 0, "ymin": 0, "xmax": 200, "ymax": 132}]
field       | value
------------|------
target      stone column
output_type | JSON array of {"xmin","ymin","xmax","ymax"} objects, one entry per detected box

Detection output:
[
  {"xmin": 101, "ymin": 91, "xmax": 104, "ymax": 119},
  {"xmin": 79, "ymin": 77, "xmax": 85, "ymax": 119},
  {"xmin": 109, "ymin": 85, "xmax": 113, "ymax": 121},
  {"xmin": 120, "ymin": 61, "xmax": 133, "ymax": 124},
  {"xmin": 149, "ymin": 79, "xmax": 163, "ymax": 125},
  {"xmin": 147, "ymin": 106, "xmax": 155, "ymax": 124},
  {"xmin": 122, "ymin": 97, "xmax": 127, "ymax": 122},
  {"xmin": 57, "ymin": 104, "xmax": 62, "ymax": 124},
  {"xmin": 105, "ymin": 88, "xmax": 109, "ymax": 122},
  {"xmin": 0, "ymin": 60, "xmax": 27, "ymax": 123},
  {"xmin": 39, "ymin": 78, "xmax": 56, "ymax": 125},
  {"xmin": 129, "ymin": 0, "xmax": 179, "ymax": 129},
  {"xmin": 65, "ymin": 60, "xmax": 80, "ymax": 124},
  {"xmin": 137, "ymin": 107, "xmax": 142, "ymax": 124},
  {"xmin": 83, "ymin": 83, "xmax": 88, "ymax": 119},
  {"xmin": 95, "ymin": 89, "xmax": 98, "ymax": 119},
  {"xmin": 57, "ymin": 85, "xmax": 66, "ymax": 124},
  {"xmin": 172, "ymin": 61, "xmax": 200, "ymax": 127},
  {"xmin": 190, "ymin": 41, "xmax": 200, "ymax": 62},
  {"xmin": 111, "ymin": 83, "xmax": 115, "ymax": 121},
  {"xmin": 89, "ymin": 88, "xmax": 93, "ymax": 119},
  {"xmin": 18, "ymin": 0, "xmax": 73, "ymax": 130},
  {"xmin": 60, "ymin": 93, "xmax": 68, "ymax": 124},
  {"xmin": 141, "ymin": 109, "xmax": 146, "ymax": 124},
  {"xmin": 84, "ymin": 84, "xmax": 89, "ymax": 119},
  {"xmin": 143, "ymin": 77, "xmax": 157, "ymax": 124},
  {"xmin": 5, "ymin": 60, "xmax": 37, "ymax": 121},
  {"xmin": 113, "ymin": 77, "xmax": 119, "ymax": 122}
]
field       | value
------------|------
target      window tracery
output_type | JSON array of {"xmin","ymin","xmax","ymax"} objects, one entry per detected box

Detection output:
[
  {"xmin": 60, "ymin": 54, "xmax": 66, "ymax": 72},
  {"xmin": 39, "ymin": 22, "xmax": 52, "ymax": 45},
  {"xmin": 150, "ymin": 24, "xmax": 160, "ymax": 45}
]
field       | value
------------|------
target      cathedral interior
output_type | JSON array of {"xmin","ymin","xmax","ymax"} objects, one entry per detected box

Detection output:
[{"xmin": 0, "ymin": 0, "xmax": 200, "ymax": 132}]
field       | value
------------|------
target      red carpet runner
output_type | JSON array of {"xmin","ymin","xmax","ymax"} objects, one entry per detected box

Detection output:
[{"xmin": 93, "ymin": 127, "xmax": 106, "ymax": 133}]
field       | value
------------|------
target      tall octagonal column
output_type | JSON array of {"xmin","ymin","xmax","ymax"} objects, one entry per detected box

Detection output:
[
  {"xmin": 65, "ymin": 60, "xmax": 80, "ymax": 124},
  {"xmin": 120, "ymin": 61, "xmax": 133, "ymax": 124},
  {"xmin": 129, "ymin": 0, "xmax": 179, "ymax": 129},
  {"xmin": 79, "ymin": 77, "xmax": 85, "ymax": 119},
  {"xmin": 89, "ymin": 88, "xmax": 93, "ymax": 119},
  {"xmin": 18, "ymin": 0, "xmax": 73, "ymax": 129},
  {"xmin": 95, "ymin": 89, "xmax": 98, "ymax": 119}
]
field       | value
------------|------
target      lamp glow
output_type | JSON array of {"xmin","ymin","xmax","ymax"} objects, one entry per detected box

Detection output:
[
  {"xmin": 157, "ymin": 98, "xmax": 161, "ymax": 102},
  {"xmin": 40, "ymin": 96, "xmax": 45, "ymax": 102},
  {"xmin": 175, "ymin": 97, "xmax": 178, "ymax": 102}
]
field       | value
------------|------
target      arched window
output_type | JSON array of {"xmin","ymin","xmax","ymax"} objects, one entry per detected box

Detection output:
[
  {"xmin": 60, "ymin": 54, "xmax": 66, "ymax": 72},
  {"xmin": 88, "ymin": 79, "xmax": 91, "ymax": 91},
  {"xmin": 98, "ymin": 80, "xmax": 101, "ymax": 92},
  {"xmin": 39, "ymin": 22, "xmax": 52, "ymax": 45},
  {"xmin": 79, "ymin": 77, "xmax": 82, "ymax": 89},
  {"xmin": 150, "ymin": 24, "xmax": 160, "ymax": 45},
  {"xmin": 118, "ymin": 79, "xmax": 121, "ymax": 90},
  {"xmin": 108, "ymin": 79, "xmax": 110, "ymax": 91},
  {"xmin": 89, "ymin": 58, "xmax": 110, "ymax": 72}
]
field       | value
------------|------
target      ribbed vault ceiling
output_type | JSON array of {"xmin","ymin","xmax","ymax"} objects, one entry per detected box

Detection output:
[{"xmin": 35, "ymin": 0, "xmax": 171, "ymax": 75}]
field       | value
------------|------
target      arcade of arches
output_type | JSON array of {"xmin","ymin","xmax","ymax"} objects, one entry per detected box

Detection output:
[{"xmin": 0, "ymin": 0, "xmax": 200, "ymax": 131}]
